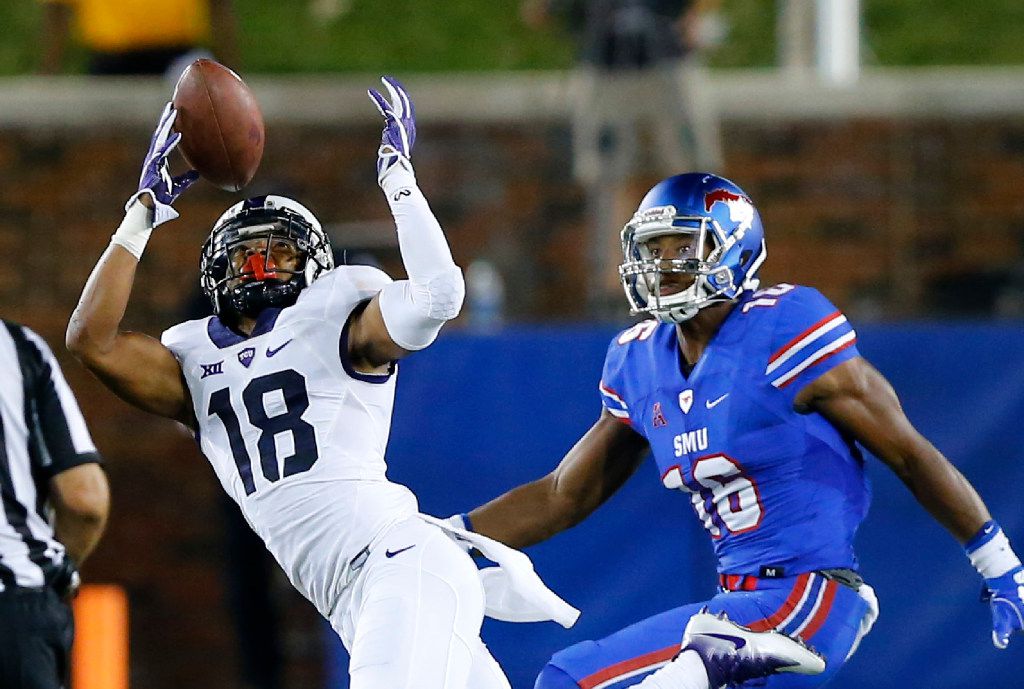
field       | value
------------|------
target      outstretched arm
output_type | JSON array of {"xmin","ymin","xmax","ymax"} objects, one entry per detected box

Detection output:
[
  {"xmin": 797, "ymin": 356, "xmax": 1023, "ymax": 648},
  {"xmin": 67, "ymin": 238, "xmax": 191, "ymax": 421},
  {"xmin": 464, "ymin": 412, "xmax": 649, "ymax": 549},
  {"xmin": 67, "ymin": 104, "xmax": 199, "ymax": 424},
  {"xmin": 348, "ymin": 76, "xmax": 465, "ymax": 367},
  {"xmin": 796, "ymin": 357, "xmax": 988, "ymax": 540}
]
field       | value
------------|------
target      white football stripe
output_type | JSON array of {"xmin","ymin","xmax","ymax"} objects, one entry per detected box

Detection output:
[
  {"xmin": 599, "ymin": 383, "xmax": 629, "ymax": 409},
  {"xmin": 791, "ymin": 579, "xmax": 829, "ymax": 637},
  {"xmin": 607, "ymin": 408, "xmax": 630, "ymax": 419},
  {"xmin": 398, "ymin": 83, "xmax": 411, "ymax": 117},
  {"xmin": 771, "ymin": 331, "xmax": 857, "ymax": 388},
  {"xmin": 766, "ymin": 314, "xmax": 848, "ymax": 375},
  {"xmin": 777, "ymin": 574, "xmax": 817, "ymax": 630},
  {"xmin": 383, "ymin": 79, "xmax": 403, "ymax": 117}
]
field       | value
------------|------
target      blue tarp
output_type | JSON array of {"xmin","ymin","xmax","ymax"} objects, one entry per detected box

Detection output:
[{"xmin": 325, "ymin": 323, "xmax": 1024, "ymax": 689}]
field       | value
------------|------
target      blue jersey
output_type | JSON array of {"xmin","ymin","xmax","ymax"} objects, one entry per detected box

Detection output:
[{"xmin": 599, "ymin": 284, "xmax": 870, "ymax": 576}]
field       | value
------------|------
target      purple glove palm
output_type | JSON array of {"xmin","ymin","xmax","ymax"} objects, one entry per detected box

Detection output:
[
  {"xmin": 367, "ymin": 76, "xmax": 417, "ymax": 183},
  {"xmin": 984, "ymin": 566, "xmax": 1024, "ymax": 649},
  {"xmin": 129, "ymin": 102, "xmax": 199, "ymax": 226}
]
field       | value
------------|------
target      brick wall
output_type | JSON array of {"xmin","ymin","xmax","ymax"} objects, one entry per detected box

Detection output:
[{"xmin": 1, "ymin": 116, "xmax": 1021, "ymax": 688}]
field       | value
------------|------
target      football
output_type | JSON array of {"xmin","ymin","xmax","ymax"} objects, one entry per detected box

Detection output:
[{"xmin": 171, "ymin": 59, "xmax": 265, "ymax": 192}]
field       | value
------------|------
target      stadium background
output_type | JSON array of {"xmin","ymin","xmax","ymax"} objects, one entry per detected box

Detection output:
[{"xmin": 0, "ymin": 1, "xmax": 1022, "ymax": 688}]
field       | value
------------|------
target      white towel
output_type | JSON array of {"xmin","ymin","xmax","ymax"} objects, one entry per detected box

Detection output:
[{"xmin": 419, "ymin": 513, "xmax": 580, "ymax": 628}]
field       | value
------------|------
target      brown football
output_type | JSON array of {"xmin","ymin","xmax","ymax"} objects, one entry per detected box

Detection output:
[{"xmin": 172, "ymin": 59, "xmax": 264, "ymax": 192}]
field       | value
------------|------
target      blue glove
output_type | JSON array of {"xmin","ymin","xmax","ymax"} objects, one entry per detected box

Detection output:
[
  {"xmin": 366, "ymin": 76, "xmax": 417, "ymax": 184},
  {"xmin": 983, "ymin": 565, "xmax": 1024, "ymax": 649},
  {"xmin": 129, "ymin": 102, "xmax": 199, "ymax": 226}
]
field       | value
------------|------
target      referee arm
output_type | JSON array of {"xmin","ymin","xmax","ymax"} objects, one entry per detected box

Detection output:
[{"xmin": 51, "ymin": 465, "xmax": 108, "ymax": 565}]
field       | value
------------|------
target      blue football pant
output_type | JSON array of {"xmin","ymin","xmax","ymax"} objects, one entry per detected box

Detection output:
[{"xmin": 536, "ymin": 572, "xmax": 872, "ymax": 689}]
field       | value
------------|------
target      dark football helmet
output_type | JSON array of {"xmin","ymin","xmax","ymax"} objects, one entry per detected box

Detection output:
[
  {"xmin": 200, "ymin": 195, "xmax": 334, "ymax": 318},
  {"xmin": 619, "ymin": 173, "xmax": 766, "ymax": 323}
]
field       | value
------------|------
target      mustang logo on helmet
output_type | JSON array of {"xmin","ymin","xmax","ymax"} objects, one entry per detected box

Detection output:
[
  {"xmin": 619, "ymin": 173, "xmax": 767, "ymax": 324},
  {"xmin": 704, "ymin": 189, "xmax": 755, "ymax": 241},
  {"xmin": 200, "ymin": 195, "xmax": 335, "ymax": 320}
]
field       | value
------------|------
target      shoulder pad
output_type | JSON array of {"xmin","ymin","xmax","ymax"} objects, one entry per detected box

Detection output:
[{"xmin": 161, "ymin": 317, "xmax": 212, "ymax": 354}]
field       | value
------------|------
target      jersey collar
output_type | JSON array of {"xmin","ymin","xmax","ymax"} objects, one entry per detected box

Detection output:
[{"xmin": 207, "ymin": 308, "xmax": 282, "ymax": 349}]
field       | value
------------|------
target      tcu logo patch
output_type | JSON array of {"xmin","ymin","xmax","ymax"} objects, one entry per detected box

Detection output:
[
  {"xmin": 678, "ymin": 390, "xmax": 693, "ymax": 414},
  {"xmin": 238, "ymin": 347, "xmax": 256, "ymax": 368}
]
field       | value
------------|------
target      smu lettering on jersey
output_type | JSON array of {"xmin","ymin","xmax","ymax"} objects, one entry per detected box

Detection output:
[
  {"xmin": 599, "ymin": 284, "xmax": 870, "ymax": 576},
  {"xmin": 161, "ymin": 265, "xmax": 418, "ymax": 618}
]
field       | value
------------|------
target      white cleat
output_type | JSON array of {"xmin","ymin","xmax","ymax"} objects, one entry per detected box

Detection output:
[{"xmin": 680, "ymin": 611, "xmax": 826, "ymax": 687}]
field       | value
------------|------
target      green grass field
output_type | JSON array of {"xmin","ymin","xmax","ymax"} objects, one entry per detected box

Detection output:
[{"xmin": 3, "ymin": 1, "xmax": 1022, "ymax": 75}]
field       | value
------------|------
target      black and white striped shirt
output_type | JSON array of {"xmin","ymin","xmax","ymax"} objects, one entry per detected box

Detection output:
[{"xmin": 0, "ymin": 321, "xmax": 100, "ymax": 591}]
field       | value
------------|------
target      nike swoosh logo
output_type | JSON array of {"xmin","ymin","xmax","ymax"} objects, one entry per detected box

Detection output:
[
  {"xmin": 703, "ymin": 632, "xmax": 747, "ymax": 650},
  {"xmin": 266, "ymin": 339, "xmax": 293, "ymax": 357},
  {"xmin": 385, "ymin": 545, "xmax": 415, "ymax": 559},
  {"xmin": 706, "ymin": 394, "xmax": 729, "ymax": 409}
]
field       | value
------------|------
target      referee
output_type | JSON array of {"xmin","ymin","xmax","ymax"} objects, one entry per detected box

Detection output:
[{"xmin": 0, "ymin": 320, "xmax": 109, "ymax": 689}]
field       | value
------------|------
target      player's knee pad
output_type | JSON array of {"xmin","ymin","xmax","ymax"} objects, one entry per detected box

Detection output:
[{"xmin": 534, "ymin": 662, "xmax": 579, "ymax": 689}]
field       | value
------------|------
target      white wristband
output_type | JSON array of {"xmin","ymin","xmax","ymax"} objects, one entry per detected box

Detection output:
[
  {"xmin": 969, "ymin": 530, "xmax": 1023, "ymax": 579},
  {"xmin": 110, "ymin": 199, "xmax": 155, "ymax": 260},
  {"xmin": 380, "ymin": 157, "xmax": 417, "ymax": 200}
]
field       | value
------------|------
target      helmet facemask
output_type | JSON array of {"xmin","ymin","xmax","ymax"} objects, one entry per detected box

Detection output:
[
  {"xmin": 200, "ymin": 199, "xmax": 334, "ymax": 320},
  {"xmin": 619, "ymin": 205, "xmax": 738, "ymax": 323}
]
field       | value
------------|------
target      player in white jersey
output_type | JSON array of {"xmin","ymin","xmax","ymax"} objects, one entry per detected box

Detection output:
[{"xmin": 67, "ymin": 77, "xmax": 577, "ymax": 689}]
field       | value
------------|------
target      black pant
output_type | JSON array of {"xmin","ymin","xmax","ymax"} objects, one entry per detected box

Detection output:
[{"xmin": 0, "ymin": 588, "xmax": 74, "ymax": 689}]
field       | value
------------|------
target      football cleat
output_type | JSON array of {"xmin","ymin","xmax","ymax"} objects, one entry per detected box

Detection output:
[{"xmin": 680, "ymin": 611, "xmax": 825, "ymax": 688}]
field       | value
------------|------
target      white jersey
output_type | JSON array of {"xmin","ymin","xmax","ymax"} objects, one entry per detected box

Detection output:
[{"xmin": 161, "ymin": 266, "xmax": 418, "ymax": 618}]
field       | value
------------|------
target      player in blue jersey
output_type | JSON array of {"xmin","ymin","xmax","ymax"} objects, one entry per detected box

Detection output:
[{"xmin": 448, "ymin": 173, "xmax": 1024, "ymax": 689}]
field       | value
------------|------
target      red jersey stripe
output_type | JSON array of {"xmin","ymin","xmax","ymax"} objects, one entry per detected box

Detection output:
[
  {"xmin": 776, "ymin": 338, "xmax": 857, "ymax": 389},
  {"xmin": 800, "ymin": 581, "xmax": 838, "ymax": 641}
]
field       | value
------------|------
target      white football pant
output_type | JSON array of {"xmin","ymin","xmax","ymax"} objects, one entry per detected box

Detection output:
[{"xmin": 331, "ymin": 516, "xmax": 511, "ymax": 689}]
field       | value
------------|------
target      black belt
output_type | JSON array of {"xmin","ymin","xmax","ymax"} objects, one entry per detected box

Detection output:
[{"xmin": 719, "ymin": 567, "xmax": 863, "ymax": 592}]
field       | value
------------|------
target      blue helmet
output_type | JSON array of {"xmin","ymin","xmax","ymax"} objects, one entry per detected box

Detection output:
[{"xmin": 618, "ymin": 173, "xmax": 767, "ymax": 323}]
